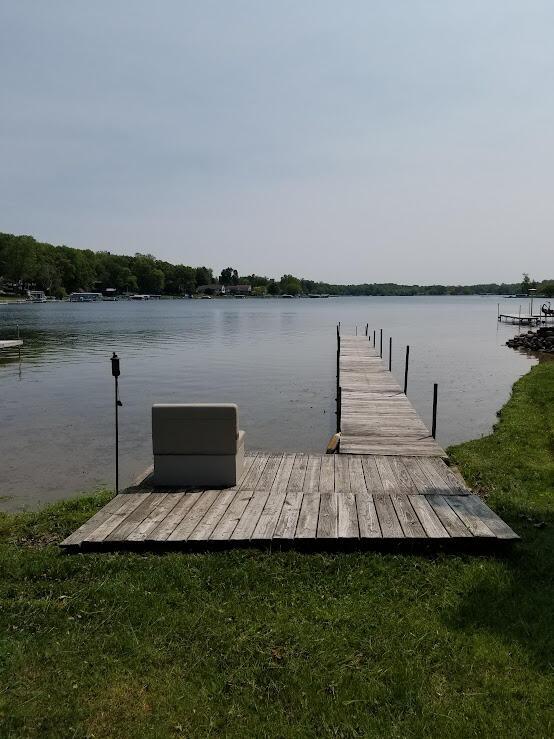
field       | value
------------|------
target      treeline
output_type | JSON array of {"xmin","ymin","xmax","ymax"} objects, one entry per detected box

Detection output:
[
  {"xmin": 0, "ymin": 233, "xmax": 213, "ymax": 296},
  {"xmin": 1, "ymin": 232, "xmax": 552, "ymax": 297}
]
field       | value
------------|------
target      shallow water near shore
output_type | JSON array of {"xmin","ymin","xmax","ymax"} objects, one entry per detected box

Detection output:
[{"xmin": 0, "ymin": 295, "xmax": 535, "ymax": 510}]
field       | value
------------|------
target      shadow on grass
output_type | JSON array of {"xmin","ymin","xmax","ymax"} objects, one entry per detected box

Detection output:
[{"xmin": 441, "ymin": 494, "xmax": 554, "ymax": 673}]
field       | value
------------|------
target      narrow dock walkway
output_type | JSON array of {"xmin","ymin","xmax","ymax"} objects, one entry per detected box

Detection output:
[
  {"xmin": 61, "ymin": 452, "xmax": 518, "ymax": 550},
  {"xmin": 339, "ymin": 336, "xmax": 445, "ymax": 456}
]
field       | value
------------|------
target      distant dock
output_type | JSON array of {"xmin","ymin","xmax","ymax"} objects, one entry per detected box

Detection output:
[
  {"xmin": 498, "ymin": 313, "xmax": 542, "ymax": 325},
  {"xmin": 0, "ymin": 339, "xmax": 23, "ymax": 350}
]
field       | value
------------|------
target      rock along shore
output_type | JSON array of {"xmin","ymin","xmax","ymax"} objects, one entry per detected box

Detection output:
[{"xmin": 506, "ymin": 326, "xmax": 554, "ymax": 353}]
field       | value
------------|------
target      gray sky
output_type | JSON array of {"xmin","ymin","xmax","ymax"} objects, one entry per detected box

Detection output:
[{"xmin": 1, "ymin": 1, "xmax": 553, "ymax": 284}]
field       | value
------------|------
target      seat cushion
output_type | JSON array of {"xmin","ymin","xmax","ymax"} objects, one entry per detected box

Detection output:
[{"xmin": 152, "ymin": 404, "xmax": 239, "ymax": 455}]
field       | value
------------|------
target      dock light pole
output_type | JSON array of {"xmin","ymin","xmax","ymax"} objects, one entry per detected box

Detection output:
[
  {"xmin": 431, "ymin": 383, "xmax": 438, "ymax": 439},
  {"xmin": 379, "ymin": 329, "xmax": 383, "ymax": 358},
  {"xmin": 111, "ymin": 352, "xmax": 122, "ymax": 495},
  {"xmin": 529, "ymin": 288, "xmax": 536, "ymax": 317},
  {"xmin": 404, "ymin": 346, "xmax": 410, "ymax": 394},
  {"xmin": 336, "ymin": 324, "xmax": 340, "ymax": 426},
  {"xmin": 388, "ymin": 337, "xmax": 392, "ymax": 372}
]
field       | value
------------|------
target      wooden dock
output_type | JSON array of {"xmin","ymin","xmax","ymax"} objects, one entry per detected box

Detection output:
[
  {"xmin": 0, "ymin": 339, "xmax": 23, "ymax": 350},
  {"xmin": 338, "ymin": 336, "xmax": 445, "ymax": 456},
  {"xmin": 61, "ymin": 452, "xmax": 518, "ymax": 551},
  {"xmin": 61, "ymin": 331, "xmax": 518, "ymax": 551},
  {"xmin": 498, "ymin": 313, "xmax": 542, "ymax": 325}
]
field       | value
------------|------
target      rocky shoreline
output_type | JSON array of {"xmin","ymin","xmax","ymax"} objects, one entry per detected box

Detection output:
[{"xmin": 506, "ymin": 326, "xmax": 554, "ymax": 353}]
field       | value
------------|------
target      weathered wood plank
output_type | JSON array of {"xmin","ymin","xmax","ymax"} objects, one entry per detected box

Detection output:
[
  {"xmin": 390, "ymin": 493, "xmax": 426, "ymax": 538},
  {"xmin": 317, "ymin": 493, "xmax": 338, "ymax": 538},
  {"xmin": 295, "ymin": 493, "xmax": 320, "ymax": 538},
  {"xmin": 242, "ymin": 454, "xmax": 273, "ymax": 489},
  {"xmin": 338, "ymin": 492, "xmax": 359, "ymax": 538},
  {"xmin": 425, "ymin": 494, "xmax": 472, "ymax": 538},
  {"xmin": 82, "ymin": 494, "xmax": 150, "ymax": 543},
  {"xmin": 230, "ymin": 489, "xmax": 271, "ymax": 540},
  {"xmin": 388, "ymin": 457, "xmax": 418, "ymax": 493},
  {"xmin": 127, "ymin": 493, "xmax": 183, "ymax": 541},
  {"xmin": 210, "ymin": 490, "xmax": 254, "ymax": 541},
  {"xmin": 334, "ymin": 454, "xmax": 351, "ymax": 492},
  {"xmin": 409, "ymin": 495, "xmax": 449, "ymax": 538},
  {"xmin": 273, "ymin": 490, "xmax": 304, "ymax": 539},
  {"xmin": 356, "ymin": 492, "xmax": 381, "ymax": 538},
  {"xmin": 287, "ymin": 454, "xmax": 308, "ymax": 492},
  {"xmin": 374, "ymin": 494, "xmax": 404, "ymax": 538},
  {"xmin": 148, "ymin": 491, "xmax": 203, "ymax": 540},
  {"xmin": 424, "ymin": 457, "xmax": 470, "ymax": 494},
  {"xmin": 251, "ymin": 455, "xmax": 295, "ymax": 540},
  {"xmin": 348, "ymin": 456, "xmax": 367, "ymax": 493},
  {"xmin": 361, "ymin": 456, "xmax": 384, "ymax": 493},
  {"xmin": 188, "ymin": 488, "xmax": 239, "ymax": 541},
  {"xmin": 167, "ymin": 489, "xmax": 222, "ymax": 541},
  {"xmin": 374, "ymin": 456, "xmax": 397, "ymax": 493},
  {"xmin": 106, "ymin": 494, "xmax": 167, "ymax": 541},
  {"xmin": 444, "ymin": 496, "xmax": 495, "ymax": 538},
  {"xmin": 60, "ymin": 494, "xmax": 129, "ymax": 547},
  {"xmin": 319, "ymin": 455, "xmax": 335, "ymax": 493},
  {"xmin": 452, "ymin": 495, "xmax": 518, "ymax": 539},
  {"xmin": 304, "ymin": 455, "xmax": 322, "ymax": 492}
]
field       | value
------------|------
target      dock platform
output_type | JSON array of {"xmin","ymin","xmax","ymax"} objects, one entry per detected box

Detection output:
[{"xmin": 61, "ymin": 452, "xmax": 517, "ymax": 550}]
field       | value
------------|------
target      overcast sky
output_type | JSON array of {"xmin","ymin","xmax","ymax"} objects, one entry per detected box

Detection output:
[{"xmin": 1, "ymin": 2, "xmax": 553, "ymax": 284}]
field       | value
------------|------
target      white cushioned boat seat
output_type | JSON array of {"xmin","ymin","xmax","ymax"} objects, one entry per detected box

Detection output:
[
  {"xmin": 152, "ymin": 403, "xmax": 246, "ymax": 487},
  {"xmin": 152, "ymin": 403, "xmax": 240, "ymax": 456}
]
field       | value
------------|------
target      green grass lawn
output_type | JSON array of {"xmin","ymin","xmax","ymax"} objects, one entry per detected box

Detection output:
[{"xmin": 1, "ymin": 365, "xmax": 553, "ymax": 738}]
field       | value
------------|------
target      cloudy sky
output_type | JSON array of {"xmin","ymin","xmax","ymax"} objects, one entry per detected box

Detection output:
[{"xmin": 2, "ymin": 1, "xmax": 553, "ymax": 283}]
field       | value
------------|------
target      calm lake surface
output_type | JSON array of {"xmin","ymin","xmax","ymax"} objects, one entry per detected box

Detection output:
[{"xmin": 0, "ymin": 296, "xmax": 535, "ymax": 510}]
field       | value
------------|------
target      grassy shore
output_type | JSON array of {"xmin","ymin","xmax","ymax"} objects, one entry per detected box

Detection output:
[{"xmin": 1, "ymin": 366, "xmax": 553, "ymax": 737}]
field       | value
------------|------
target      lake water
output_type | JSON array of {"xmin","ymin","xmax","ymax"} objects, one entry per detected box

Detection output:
[{"xmin": 0, "ymin": 296, "xmax": 536, "ymax": 510}]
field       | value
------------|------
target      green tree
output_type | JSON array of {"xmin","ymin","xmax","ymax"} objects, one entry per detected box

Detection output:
[{"xmin": 280, "ymin": 274, "xmax": 302, "ymax": 295}]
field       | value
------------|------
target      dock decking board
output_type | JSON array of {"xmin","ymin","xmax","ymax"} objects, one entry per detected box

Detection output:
[
  {"xmin": 61, "ymin": 453, "xmax": 518, "ymax": 550},
  {"xmin": 338, "ymin": 336, "xmax": 446, "ymax": 457}
]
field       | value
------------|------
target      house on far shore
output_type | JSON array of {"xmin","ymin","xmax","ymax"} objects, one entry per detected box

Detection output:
[
  {"xmin": 225, "ymin": 284, "xmax": 252, "ymax": 295},
  {"xmin": 197, "ymin": 284, "xmax": 226, "ymax": 296}
]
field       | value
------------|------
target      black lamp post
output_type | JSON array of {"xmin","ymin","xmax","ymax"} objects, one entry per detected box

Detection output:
[{"xmin": 111, "ymin": 352, "xmax": 122, "ymax": 494}]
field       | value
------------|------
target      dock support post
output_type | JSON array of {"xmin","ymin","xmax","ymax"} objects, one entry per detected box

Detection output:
[
  {"xmin": 336, "ymin": 324, "xmax": 340, "ymax": 425},
  {"xmin": 380, "ymin": 329, "xmax": 383, "ymax": 358},
  {"xmin": 336, "ymin": 386, "xmax": 342, "ymax": 433},
  {"xmin": 431, "ymin": 383, "xmax": 438, "ymax": 439},
  {"xmin": 404, "ymin": 345, "xmax": 409, "ymax": 394},
  {"xmin": 365, "ymin": 323, "xmax": 368, "ymax": 336},
  {"xmin": 388, "ymin": 336, "xmax": 392, "ymax": 371}
]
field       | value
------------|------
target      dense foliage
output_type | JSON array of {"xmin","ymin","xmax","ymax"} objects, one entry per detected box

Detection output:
[{"xmin": 1, "ymin": 232, "xmax": 550, "ymax": 297}]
